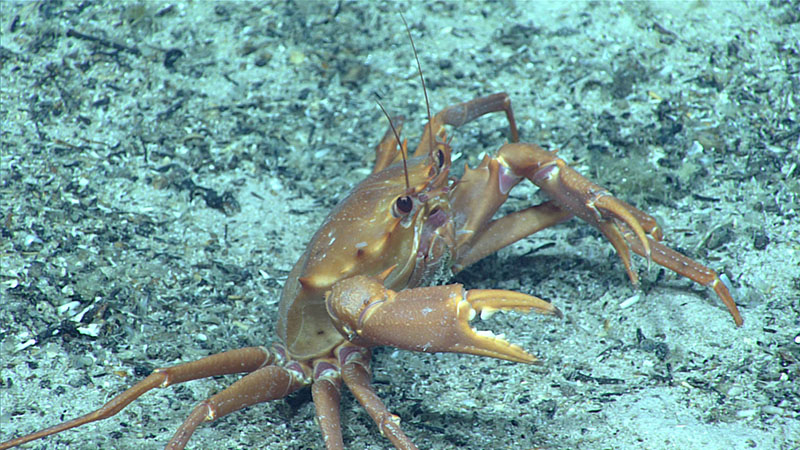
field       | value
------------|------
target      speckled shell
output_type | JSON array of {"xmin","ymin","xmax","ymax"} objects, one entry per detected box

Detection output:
[{"xmin": 276, "ymin": 155, "xmax": 452, "ymax": 360}]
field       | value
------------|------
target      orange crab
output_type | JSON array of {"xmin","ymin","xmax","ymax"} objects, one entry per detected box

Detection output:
[{"xmin": 1, "ymin": 49, "xmax": 743, "ymax": 450}]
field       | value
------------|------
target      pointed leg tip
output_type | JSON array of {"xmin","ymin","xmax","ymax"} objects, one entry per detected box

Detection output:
[
  {"xmin": 725, "ymin": 298, "xmax": 744, "ymax": 327},
  {"xmin": 711, "ymin": 277, "xmax": 744, "ymax": 327},
  {"xmin": 624, "ymin": 266, "xmax": 640, "ymax": 287},
  {"xmin": 637, "ymin": 229, "xmax": 651, "ymax": 258}
]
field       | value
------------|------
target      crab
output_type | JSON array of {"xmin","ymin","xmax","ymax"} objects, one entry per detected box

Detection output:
[{"xmin": 1, "ymin": 87, "xmax": 743, "ymax": 450}]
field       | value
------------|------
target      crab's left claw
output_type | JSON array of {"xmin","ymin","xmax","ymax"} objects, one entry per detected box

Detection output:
[
  {"xmin": 498, "ymin": 143, "xmax": 664, "ymax": 286},
  {"xmin": 325, "ymin": 275, "xmax": 561, "ymax": 364}
]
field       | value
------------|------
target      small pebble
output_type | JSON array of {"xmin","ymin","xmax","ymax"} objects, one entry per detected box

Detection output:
[
  {"xmin": 23, "ymin": 233, "xmax": 42, "ymax": 246},
  {"xmin": 727, "ymin": 386, "xmax": 744, "ymax": 397},
  {"xmin": 289, "ymin": 50, "xmax": 305, "ymax": 65},
  {"xmin": 57, "ymin": 301, "xmax": 81, "ymax": 315},
  {"xmin": 736, "ymin": 408, "xmax": 758, "ymax": 418},
  {"xmin": 761, "ymin": 405, "xmax": 783, "ymax": 415},
  {"xmin": 753, "ymin": 231, "xmax": 769, "ymax": 250},
  {"xmin": 77, "ymin": 323, "xmax": 102, "ymax": 337},
  {"xmin": 15, "ymin": 339, "xmax": 37, "ymax": 353}
]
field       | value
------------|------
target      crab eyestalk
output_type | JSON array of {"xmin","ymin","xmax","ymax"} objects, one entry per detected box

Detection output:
[{"xmin": 325, "ymin": 275, "xmax": 562, "ymax": 364}]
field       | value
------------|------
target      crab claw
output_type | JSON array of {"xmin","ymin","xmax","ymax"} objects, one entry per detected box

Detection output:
[
  {"xmin": 498, "ymin": 143, "xmax": 665, "ymax": 285},
  {"xmin": 325, "ymin": 275, "xmax": 561, "ymax": 364}
]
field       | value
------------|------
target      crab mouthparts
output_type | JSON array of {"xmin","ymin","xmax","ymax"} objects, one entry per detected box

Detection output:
[
  {"xmin": 417, "ymin": 207, "xmax": 450, "ymax": 258},
  {"xmin": 427, "ymin": 207, "xmax": 448, "ymax": 227}
]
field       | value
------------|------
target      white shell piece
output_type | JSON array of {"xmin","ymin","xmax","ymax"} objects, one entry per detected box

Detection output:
[
  {"xmin": 77, "ymin": 323, "xmax": 102, "ymax": 337},
  {"xmin": 619, "ymin": 293, "xmax": 640, "ymax": 309}
]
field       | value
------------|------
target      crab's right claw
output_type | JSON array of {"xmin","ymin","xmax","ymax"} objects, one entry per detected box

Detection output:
[
  {"xmin": 496, "ymin": 143, "xmax": 743, "ymax": 326},
  {"xmin": 325, "ymin": 275, "xmax": 561, "ymax": 364}
]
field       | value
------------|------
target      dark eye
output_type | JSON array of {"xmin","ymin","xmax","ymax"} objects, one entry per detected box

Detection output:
[
  {"xmin": 436, "ymin": 149, "xmax": 445, "ymax": 168},
  {"xmin": 393, "ymin": 196, "xmax": 413, "ymax": 216}
]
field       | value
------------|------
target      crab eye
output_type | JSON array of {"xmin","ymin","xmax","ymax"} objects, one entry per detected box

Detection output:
[
  {"xmin": 436, "ymin": 149, "xmax": 445, "ymax": 169},
  {"xmin": 393, "ymin": 195, "xmax": 413, "ymax": 217}
]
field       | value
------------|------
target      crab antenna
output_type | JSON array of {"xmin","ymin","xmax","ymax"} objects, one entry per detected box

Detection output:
[
  {"xmin": 376, "ymin": 98, "xmax": 410, "ymax": 192},
  {"xmin": 401, "ymin": 14, "xmax": 435, "ymax": 155}
]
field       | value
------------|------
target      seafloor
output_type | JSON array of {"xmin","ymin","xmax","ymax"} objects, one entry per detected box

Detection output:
[{"xmin": 1, "ymin": 1, "xmax": 798, "ymax": 449}]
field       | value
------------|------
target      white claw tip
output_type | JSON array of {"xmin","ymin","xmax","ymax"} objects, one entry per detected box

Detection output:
[
  {"xmin": 475, "ymin": 329, "xmax": 497, "ymax": 338},
  {"xmin": 480, "ymin": 307, "xmax": 498, "ymax": 321}
]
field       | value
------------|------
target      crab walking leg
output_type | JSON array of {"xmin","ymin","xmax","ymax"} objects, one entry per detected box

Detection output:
[
  {"xmin": 612, "ymin": 197, "xmax": 664, "ymax": 241},
  {"xmin": 325, "ymin": 275, "xmax": 562, "ymax": 365},
  {"xmin": 311, "ymin": 359, "xmax": 345, "ymax": 450},
  {"xmin": 496, "ymin": 142, "xmax": 743, "ymax": 326},
  {"xmin": 413, "ymin": 92, "xmax": 520, "ymax": 157},
  {"xmin": 446, "ymin": 152, "xmax": 574, "ymax": 271},
  {"xmin": 342, "ymin": 358, "xmax": 418, "ymax": 450},
  {"xmin": 167, "ymin": 364, "xmax": 305, "ymax": 449},
  {"xmin": 453, "ymin": 201, "xmax": 573, "ymax": 272},
  {"xmin": 497, "ymin": 143, "xmax": 654, "ymax": 283},
  {"xmin": 0, "ymin": 347, "xmax": 277, "ymax": 450},
  {"xmin": 447, "ymin": 151, "xmax": 653, "ymax": 272},
  {"xmin": 621, "ymin": 228, "xmax": 744, "ymax": 326}
]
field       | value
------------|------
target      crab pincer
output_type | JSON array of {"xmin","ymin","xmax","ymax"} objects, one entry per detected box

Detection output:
[{"xmin": 325, "ymin": 275, "xmax": 562, "ymax": 364}]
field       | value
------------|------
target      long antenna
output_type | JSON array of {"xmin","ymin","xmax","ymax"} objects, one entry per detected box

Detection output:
[
  {"xmin": 376, "ymin": 99, "xmax": 410, "ymax": 191},
  {"xmin": 400, "ymin": 14, "xmax": 434, "ymax": 155}
]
